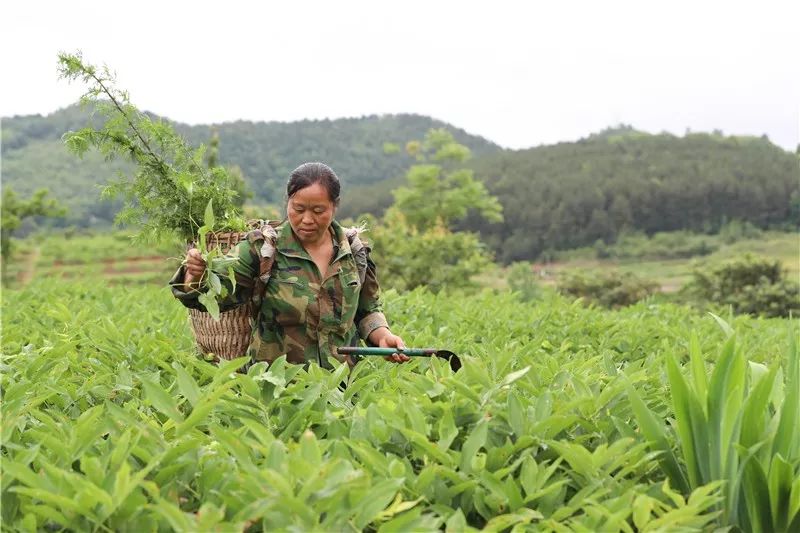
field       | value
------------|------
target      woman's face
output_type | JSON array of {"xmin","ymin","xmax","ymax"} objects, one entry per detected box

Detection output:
[{"xmin": 287, "ymin": 182, "xmax": 336, "ymax": 245}]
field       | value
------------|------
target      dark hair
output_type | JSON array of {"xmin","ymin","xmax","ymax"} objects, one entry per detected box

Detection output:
[{"xmin": 286, "ymin": 162, "xmax": 341, "ymax": 205}]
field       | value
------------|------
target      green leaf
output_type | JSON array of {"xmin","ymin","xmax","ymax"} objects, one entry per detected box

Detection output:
[
  {"xmin": 626, "ymin": 382, "xmax": 689, "ymax": 492},
  {"xmin": 740, "ymin": 366, "xmax": 777, "ymax": 449},
  {"xmin": 507, "ymin": 392, "xmax": 525, "ymax": 436},
  {"xmin": 666, "ymin": 350, "xmax": 705, "ymax": 488},
  {"xmin": 2, "ymin": 459, "xmax": 49, "ymax": 490},
  {"xmin": 482, "ymin": 508, "xmax": 543, "ymax": 533},
  {"xmin": 709, "ymin": 312, "xmax": 734, "ymax": 338},
  {"xmin": 300, "ymin": 430, "xmax": 322, "ymax": 466},
  {"xmin": 706, "ymin": 335, "xmax": 739, "ymax": 480},
  {"xmin": 547, "ymin": 441, "xmax": 593, "ymax": 479},
  {"xmin": 500, "ymin": 366, "xmax": 530, "ymax": 387},
  {"xmin": 788, "ymin": 475, "xmax": 800, "ymax": 530},
  {"xmin": 207, "ymin": 272, "xmax": 222, "ymax": 295},
  {"xmin": 632, "ymin": 494, "xmax": 653, "ymax": 530},
  {"xmin": 437, "ymin": 409, "xmax": 458, "ymax": 451},
  {"xmin": 460, "ymin": 417, "xmax": 488, "ymax": 471},
  {"xmin": 172, "ymin": 362, "xmax": 201, "ymax": 406},
  {"xmin": 353, "ymin": 478, "xmax": 404, "ymax": 530},
  {"xmin": 768, "ymin": 454, "xmax": 793, "ymax": 531},
  {"xmin": 9, "ymin": 487, "xmax": 82, "ymax": 513},
  {"xmin": 204, "ymin": 199, "xmax": 215, "ymax": 230},
  {"xmin": 688, "ymin": 332, "xmax": 707, "ymax": 403},
  {"xmin": 773, "ymin": 332, "xmax": 799, "ymax": 460},
  {"xmin": 140, "ymin": 377, "xmax": 183, "ymax": 422},
  {"xmin": 445, "ymin": 509, "xmax": 471, "ymax": 532},
  {"xmin": 175, "ymin": 380, "xmax": 238, "ymax": 436},
  {"xmin": 742, "ymin": 456, "xmax": 771, "ymax": 533},
  {"xmin": 198, "ymin": 291, "xmax": 220, "ymax": 321}
]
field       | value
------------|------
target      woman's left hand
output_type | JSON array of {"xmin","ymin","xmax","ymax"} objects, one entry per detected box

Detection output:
[{"xmin": 378, "ymin": 331, "xmax": 409, "ymax": 363}]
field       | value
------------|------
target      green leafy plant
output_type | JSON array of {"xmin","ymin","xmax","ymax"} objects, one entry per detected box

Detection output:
[
  {"xmin": 57, "ymin": 51, "xmax": 246, "ymax": 243},
  {"xmin": 683, "ymin": 254, "xmax": 800, "ymax": 317},
  {"xmin": 627, "ymin": 316, "xmax": 800, "ymax": 532},
  {"xmin": 6, "ymin": 276, "xmax": 759, "ymax": 530},
  {"xmin": 559, "ymin": 270, "xmax": 659, "ymax": 308},
  {"xmin": 364, "ymin": 129, "xmax": 502, "ymax": 292},
  {"xmin": 1, "ymin": 187, "xmax": 66, "ymax": 272}
]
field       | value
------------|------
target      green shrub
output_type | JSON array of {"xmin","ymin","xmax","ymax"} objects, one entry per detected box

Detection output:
[
  {"xmin": 506, "ymin": 262, "xmax": 542, "ymax": 302},
  {"xmin": 595, "ymin": 230, "xmax": 718, "ymax": 260},
  {"xmin": 365, "ymin": 211, "xmax": 493, "ymax": 293},
  {"xmin": 684, "ymin": 254, "xmax": 799, "ymax": 318},
  {"xmin": 559, "ymin": 270, "xmax": 659, "ymax": 308}
]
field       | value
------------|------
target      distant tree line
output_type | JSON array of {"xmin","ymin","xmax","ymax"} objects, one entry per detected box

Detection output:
[
  {"xmin": 466, "ymin": 127, "xmax": 799, "ymax": 262},
  {"xmin": 3, "ymin": 109, "xmax": 797, "ymax": 260},
  {"xmin": 1, "ymin": 105, "xmax": 499, "ymax": 232}
]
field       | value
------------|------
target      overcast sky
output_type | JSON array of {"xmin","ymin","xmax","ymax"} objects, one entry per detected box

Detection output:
[{"xmin": 2, "ymin": 0, "xmax": 798, "ymax": 151}]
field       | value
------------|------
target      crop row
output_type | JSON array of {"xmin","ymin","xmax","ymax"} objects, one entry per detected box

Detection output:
[{"xmin": 1, "ymin": 280, "xmax": 796, "ymax": 531}]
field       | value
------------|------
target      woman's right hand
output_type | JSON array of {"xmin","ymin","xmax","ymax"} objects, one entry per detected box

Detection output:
[{"xmin": 183, "ymin": 248, "xmax": 207, "ymax": 289}]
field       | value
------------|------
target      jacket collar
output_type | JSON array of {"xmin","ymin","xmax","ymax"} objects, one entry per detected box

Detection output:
[{"xmin": 276, "ymin": 220, "xmax": 352, "ymax": 263}]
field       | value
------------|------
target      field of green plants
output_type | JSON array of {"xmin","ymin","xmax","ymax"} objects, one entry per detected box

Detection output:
[{"xmin": 2, "ymin": 276, "xmax": 798, "ymax": 531}]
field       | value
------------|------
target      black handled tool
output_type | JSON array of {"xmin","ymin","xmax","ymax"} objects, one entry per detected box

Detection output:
[{"xmin": 337, "ymin": 347, "xmax": 461, "ymax": 371}]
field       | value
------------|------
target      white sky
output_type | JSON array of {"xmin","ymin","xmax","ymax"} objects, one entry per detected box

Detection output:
[{"xmin": 2, "ymin": 0, "xmax": 798, "ymax": 151}]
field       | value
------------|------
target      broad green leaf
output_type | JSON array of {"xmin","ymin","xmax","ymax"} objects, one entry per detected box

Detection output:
[
  {"xmin": 140, "ymin": 377, "xmax": 183, "ymax": 422},
  {"xmin": 207, "ymin": 272, "xmax": 222, "ymax": 295},
  {"xmin": 666, "ymin": 350, "xmax": 702, "ymax": 487},
  {"xmin": 482, "ymin": 508, "xmax": 543, "ymax": 533},
  {"xmin": 772, "ymin": 333, "xmax": 799, "ymax": 460},
  {"xmin": 172, "ymin": 362, "xmax": 201, "ymax": 406},
  {"xmin": 460, "ymin": 418, "xmax": 488, "ymax": 471},
  {"xmin": 740, "ymin": 366, "xmax": 778, "ymax": 449},
  {"xmin": 547, "ymin": 441, "xmax": 593, "ymax": 479},
  {"xmin": 445, "ymin": 508, "xmax": 470, "ymax": 532},
  {"xmin": 742, "ymin": 456, "xmax": 771, "ymax": 533},
  {"xmin": 9, "ymin": 487, "xmax": 82, "ymax": 513},
  {"xmin": 198, "ymin": 291, "xmax": 220, "ymax": 321},
  {"xmin": 353, "ymin": 478, "xmax": 404, "ymax": 530},
  {"xmin": 175, "ymin": 380, "xmax": 237, "ymax": 436},
  {"xmin": 768, "ymin": 454, "xmax": 793, "ymax": 531},
  {"xmin": 204, "ymin": 198, "xmax": 215, "ymax": 229},
  {"xmin": 72, "ymin": 404, "xmax": 105, "ymax": 456},
  {"xmin": 626, "ymin": 383, "xmax": 689, "ymax": 492},
  {"xmin": 632, "ymin": 494, "xmax": 653, "ymax": 530},
  {"xmin": 708, "ymin": 312, "xmax": 734, "ymax": 338},
  {"xmin": 500, "ymin": 366, "xmax": 530, "ymax": 387},
  {"xmin": 788, "ymin": 475, "xmax": 800, "ymax": 530},
  {"xmin": 2, "ymin": 460, "xmax": 49, "ymax": 490},
  {"xmin": 437, "ymin": 409, "xmax": 458, "ymax": 452},
  {"xmin": 300, "ymin": 430, "xmax": 322, "ymax": 466},
  {"xmin": 507, "ymin": 391, "xmax": 525, "ymax": 436},
  {"xmin": 688, "ymin": 332, "xmax": 707, "ymax": 404},
  {"xmin": 707, "ymin": 335, "xmax": 738, "ymax": 480}
]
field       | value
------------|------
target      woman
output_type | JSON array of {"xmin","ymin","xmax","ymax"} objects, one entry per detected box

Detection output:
[{"xmin": 171, "ymin": 162, "xmax": 408, "ymax": 368}]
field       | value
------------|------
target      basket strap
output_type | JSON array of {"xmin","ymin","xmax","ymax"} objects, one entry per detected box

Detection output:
[{"xmin": 249, "ymin": 222, "xmax": 280, "ymax": 320}]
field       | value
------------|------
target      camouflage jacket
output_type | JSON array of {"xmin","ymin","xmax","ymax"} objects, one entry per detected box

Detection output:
[{"xmin": 170, "ymin": 220, "xmax": 389, "ymax": 368}]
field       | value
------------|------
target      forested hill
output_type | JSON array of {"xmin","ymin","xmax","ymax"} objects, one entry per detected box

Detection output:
[
  {"xmin": 3, "ymin": 107, "xmax": 798, "ymax": 260},
  {"xmin": 464, "ymin": 128, "xmax": 799, "ymax": 262},
  {"xmin": 1, "ymin": 105, "xmax": 500, "ymax": 228}
]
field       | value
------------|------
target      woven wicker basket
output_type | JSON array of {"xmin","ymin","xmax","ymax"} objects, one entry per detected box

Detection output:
[
  {"xmin": 188, "ymin": 226, "xmax": 255, "ymax": 361},
  {"xmin": 190, "ymin": 304, "xmax": 252, "ymax": 361}
]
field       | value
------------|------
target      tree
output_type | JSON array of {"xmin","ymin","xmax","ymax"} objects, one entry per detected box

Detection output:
[
  {"xmin": 392, "ymin": 128, "xmax": 502, "ymax": 231},
  {"xmin": 207, "ymin": 129, "xmax": 252, "ymax": 210},
  {"xmin": 57, "ymin": 51, "xmax": 246, "ymax": 242},
  {"xmin": 1, "ymin": 188, "xmax": 67, "ymax": 275},
  {"xmin": 367, "ymin": 129, "xmax": 503, "ymax": 292}
]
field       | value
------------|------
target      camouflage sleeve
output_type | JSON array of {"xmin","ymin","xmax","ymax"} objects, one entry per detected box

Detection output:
[
  {"xmin": 168, "ymin": 240, "xmax": 259, "ymax": 312},
  {"xmin": 355, "ymin": 253, "xmax": 389, "ymax": 340}
]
